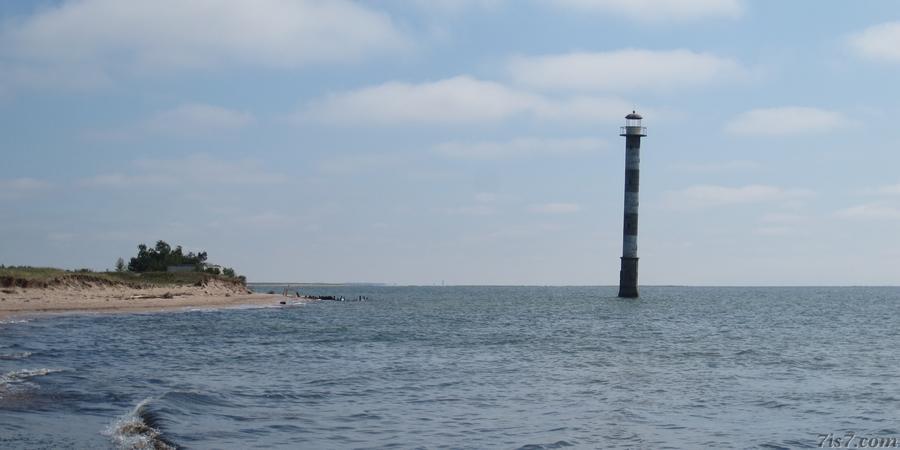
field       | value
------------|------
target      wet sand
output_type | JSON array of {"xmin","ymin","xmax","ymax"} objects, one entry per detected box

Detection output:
[{"xmin": 0, "ymin": 282, "xmax": 307, "ymax": 320}]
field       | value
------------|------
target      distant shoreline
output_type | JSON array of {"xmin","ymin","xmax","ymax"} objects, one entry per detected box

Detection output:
[
  {"xmin": 249, "ymin": 282, "xmax": 388, "ymax": 287},
  {"xmin": 252, "ymin": 283, "xmax": 900, "ymax": 288}
]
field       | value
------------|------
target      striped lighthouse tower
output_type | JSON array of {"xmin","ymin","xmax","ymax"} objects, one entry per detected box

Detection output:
[{"xmin": 618, "ymin": 111, "xmax": 646, "ymax": 298}]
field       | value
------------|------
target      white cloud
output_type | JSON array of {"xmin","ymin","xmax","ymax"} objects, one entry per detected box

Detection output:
[
  {"xmin": 302, "ymin": 75, "xmax": 636, "ymax": 124},
  {"xmin": 725, "ymin": 107, "xmax": 851, "ymax": 136},
  {"xmin": 0, "ymin": 61, "xmax": 110, "ymax": 95},
  {"xmin": 435, "ymin": 137, "xmax": 605, "ymax": 160},
  {"xmin": 663, "ymin": 185, "xmax": 814, "ymax": 209},
  {"xmin": 759, "ymin": 212, "xmax": 807, "ymax": 224},
  {"xmin": 531, "ymin": 96, "xmax": 638, "ymax": 122},
  {"xmin": 79, "ymin": 173, "xmax": 171, "ymax": 188},
  {"xmin": 836, "ymin": 203, "xmax": 900, "ymax": 220},
  {"xmin": 439, "ymin": 192, "xmax": 515, "ymax": 216},
  {"xmin": 753, "ymin": 226, "xmax": 792, "ymax": 236},
  {"xmin": 0, "ymin": 0, "xmax": 407, "ymax": 92},
  {"xmin": 474, "ymin": 192, "xmax": 519, "ymax": 204},
  {"xmin": 83, "ymin": 103, "xmax": 253, "ymax": 140},
  {"xmin": 872, "ymin": 183, "xmax": 900, "ymax": 196},
  {"xmin": 304, "ymin": 76, "xmax": 540, "ymax": 124},
  {"xmin": 0, "ymin": 177, "xmax": 52, "ymax": 199},
  {"xmin": 409, "ymin": 0, "xmax": 504, "ymax": 14},
  {"xmin": 528, "ymin": 203, "xmax": 583, "ymax": 214},
  {"xmin": 0, "ymin": 177, "xmax": 51, "ymax": 191},
  {"xmin": 47, "ymin": 232, "xmax": 76, "ymax": 241},
  {"xmin": 753, "ymin": 212, "xmax": 809, "ymax": 236},
  {"xmin": 848, "ymin": 21, "xmax": 900, "ymax": 63},
  {"xmin": 316, "ymin": 154, "xmax": 406, "ymax": 175},
  {"xmin": 549, "ymin": 0, "xmax": 744, "ymax": 22},
  {"xmin": 509, "ymin": 49, "xmax": 747, "ymax": 92},
  {"xmin": 440, "ymin": 205, "xmax": 497, "ymax": 216},
  {"xmin": 79, "ymin": 154, "xmax": 287, "ymax": 188},
  {"xmin": 474, "ymin": 192, "xmax": 501, "ymax": 203},
  {"xmin": 234, "ymin": 212, "xmax": 295, "ymax": 228},
  {"xmin": 143, "ymin": 104, "xmax": 253, "ymax": 135},
  {"xmin": 5, "ymin": 0, "xmax": 407, "ymax": 68},
  {"xmin": 669, "ymin": 160, "xmax": 760, "ymax": 173},
  {"xmin": 410, "ymin": 0, "xmax": 744, "ymax": 22}
]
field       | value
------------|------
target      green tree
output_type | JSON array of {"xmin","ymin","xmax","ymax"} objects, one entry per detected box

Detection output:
[
  {"xmin": 115, "ymin": 257, "xmax": 125, "ymax": 272},
  {"xmin": 127, "ymin": 240, "xmax": 209, "ymax": 272}
]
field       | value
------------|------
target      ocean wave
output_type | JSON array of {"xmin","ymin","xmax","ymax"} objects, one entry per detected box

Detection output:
[
  {"xmin": 107, "ymin": 398, "xmax": 177, "ymax": 450},
  {"xmin": 0, "ymin": 368, "xmax": 63, "ymax": 398},
  {"xmin": 160, "ymin": 390, "xmax": 236, "ymax": 409},
  {"xmin": 0, "ymin": 368, "xmax": 62, "ymax": 385},
  {"xmin": 0, "ymin": 319, "xmax": 30, "ymax": 325},
  {"xmin": 517, "ymin": 440, "xmax": 575, "ymax": 449},
  {"xmin": 0, "ymin": 351, "xmax": 33, "ymax": 360}
]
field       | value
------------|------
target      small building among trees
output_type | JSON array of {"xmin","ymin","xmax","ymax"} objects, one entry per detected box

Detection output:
[{"xmin": 126, "ymin": 240, "xmax": 238, "ymax": 279}]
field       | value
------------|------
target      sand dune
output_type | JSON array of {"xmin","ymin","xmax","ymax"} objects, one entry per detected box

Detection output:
[{"xmin": 0, "ymin": 279, "xmax": 304, "ymax": 320}]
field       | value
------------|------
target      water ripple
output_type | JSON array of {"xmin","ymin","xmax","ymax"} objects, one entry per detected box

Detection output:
[{"xmin": 0, "ymin": 286, "xmax": 899, "ymax": 448}]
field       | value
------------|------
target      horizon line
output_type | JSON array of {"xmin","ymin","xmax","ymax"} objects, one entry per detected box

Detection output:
[{"xmin": 247, "ymin": 282, "xmax": 900, "ymax": 288}]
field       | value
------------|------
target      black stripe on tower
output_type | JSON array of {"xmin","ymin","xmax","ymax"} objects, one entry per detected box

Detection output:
[
  {"xmin": 626, "ymin": 136, "xmax": 642, "ymax": 149},
  {"xmin": 624, "ymin": 213, "xmax": 638, "ymax": 235},
  {"xmin": 624, "ymin": 169, "xmax": 640, "ymax": 192}
]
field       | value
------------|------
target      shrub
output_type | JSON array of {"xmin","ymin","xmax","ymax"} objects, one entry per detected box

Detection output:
[{"xmin": 127, "ymin": 240, "xmax": 207, "ymax": 273}]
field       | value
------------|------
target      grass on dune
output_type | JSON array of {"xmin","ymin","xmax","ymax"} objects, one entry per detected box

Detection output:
[{"xmin": 0, "ymin": 266, "xmax": 243, "ymax": 288}]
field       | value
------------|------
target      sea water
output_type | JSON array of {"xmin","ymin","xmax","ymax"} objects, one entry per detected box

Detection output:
[{"xmin": 1, "ymin": 286, "xmax": 899, "ymax": 449}]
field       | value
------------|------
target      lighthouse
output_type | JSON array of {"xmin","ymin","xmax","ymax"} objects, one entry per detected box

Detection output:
[{"xmin": 618, "ymin": 111, "xmax": 646, "ymax": 298}]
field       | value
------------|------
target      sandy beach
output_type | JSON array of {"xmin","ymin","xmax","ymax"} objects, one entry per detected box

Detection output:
[{"xmin": 0, "ymin": 280, "xmax": 305, "ymax": 321}]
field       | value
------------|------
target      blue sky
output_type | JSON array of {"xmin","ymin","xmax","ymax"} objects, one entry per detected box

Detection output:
[{"xmin": 2, "ymin": 0, "xmax": 900, "ymax": 285}]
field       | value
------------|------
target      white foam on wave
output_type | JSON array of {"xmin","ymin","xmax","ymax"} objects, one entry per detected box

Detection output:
[
  {"xmin": 0, "ymin": 368, "xmax": 63, "ymax": 398},
  {"xmin": 106, "ymin": 398, "xmax": 176, "ymax": 450},
  {"xmin": 0, "ymin": 351, "xmax": 33, "ymax": 360},
  {"xmin": 0, "ymin": 368, "xmax": 62, "ymax": 384},
  {"xmin": 0, "ymin": 319, "xmax": 30, "ymax": 325},
  {"xmin": 224, "ymin": 303, "xmax": 280, "ymax": 310}
]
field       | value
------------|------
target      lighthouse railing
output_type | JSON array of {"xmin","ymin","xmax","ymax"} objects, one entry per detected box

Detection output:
[{"xmin": 620, "ymin": 126, "xmax": 648, "ymax": 136}]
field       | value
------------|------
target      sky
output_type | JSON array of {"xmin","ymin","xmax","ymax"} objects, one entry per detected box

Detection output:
[{"xmin": 2, "ymin": 0, "xmax": 900, "ymax": 285}]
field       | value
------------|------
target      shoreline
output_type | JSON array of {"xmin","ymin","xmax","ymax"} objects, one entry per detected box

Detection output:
[{"xmin": 0, "ymin": 282, "xmax": 312, "ymax": 321}]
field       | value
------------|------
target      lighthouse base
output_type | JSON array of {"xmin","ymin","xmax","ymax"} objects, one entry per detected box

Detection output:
[{"xmin": 617, "ymin": 257, "xmax": 639, "ymax": 298}]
